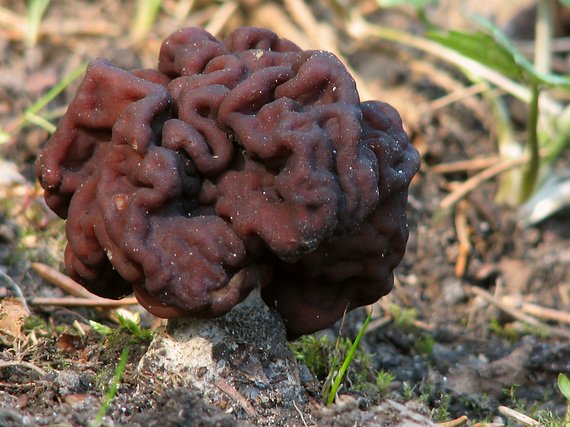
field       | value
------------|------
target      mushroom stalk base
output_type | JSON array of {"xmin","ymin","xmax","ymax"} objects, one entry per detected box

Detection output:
[{"xmin": 138, "ymin": 288, "xmax": 307, "ymax": 419}]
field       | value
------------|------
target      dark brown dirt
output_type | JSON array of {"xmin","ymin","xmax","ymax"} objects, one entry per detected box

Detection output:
[{"xmin": 1, "ymin": 1, "xmax": 569, "ymax": 426}]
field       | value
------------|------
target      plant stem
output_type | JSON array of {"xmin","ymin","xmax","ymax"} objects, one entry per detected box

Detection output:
[
  {"xmin": 520, "ymin": 83, "xmax": 541, "ymax": 203},
  {"xmin": 489, "ymin": 93, "xmax": 522, "ymax": 206},
  {"xmin": 534, "ymin": 0, "xmax": 555, "ymax": 75}
]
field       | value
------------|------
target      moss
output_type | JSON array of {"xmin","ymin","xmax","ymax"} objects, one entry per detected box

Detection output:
[
  {"xmin": 414, "ymin": 335, "xmax": 435, "ymax": 355},
  {"xmin": 290, "ymin": 333, "xmax": 379, "ymax": 401},
  {"xmin": 290, "ymin": 335, "xmax": 333, "ymax": 381},
  {"xmin": 432, "ymin": 393, "xmax": 451, "ymax": 422},
  {"xmin": 376, "ymin": 370, "xmax": 396, "ymax": 397}
]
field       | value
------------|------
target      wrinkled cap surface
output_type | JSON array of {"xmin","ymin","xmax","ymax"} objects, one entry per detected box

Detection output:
[{"xmin": 36, "ymin": 26, "xmax": 420, "ymax": 337}]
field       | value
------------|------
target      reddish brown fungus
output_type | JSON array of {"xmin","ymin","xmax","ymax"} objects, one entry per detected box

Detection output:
[{"xmin": 36, "ymin": 27, "xmax": 420, "ymax": 337}]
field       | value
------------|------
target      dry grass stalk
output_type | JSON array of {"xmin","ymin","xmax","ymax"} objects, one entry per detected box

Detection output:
[
  {"xmin": 215, "ymin": 378, "xmax": 258, "ymax": 417},
  {"xmin": 283, "ymin": 0, "xmax": 373, "ymax": 100},
  {"xmin": 454, "ymin": 200, "xmax": 471, "ymax": 277},
  {"xmin": 501, "ymin": 298, "xmax": 570, "ymax": 326},
  {"xmin": 31, "ymin": 262, "xmax": 95, "ymax": 299},
  {"xmin": 440, "ymin": 156, "xmax": 529, "ymax": 210},
  {"xmin": 204, "ymin": 1, "xmax": 237, "ymax": 37},
  {"xmin": 0, "ymin": 361, "xmax": 46, "ymax": 377},
  {"xmin": 430, "ymin": 157, "xmax": 502, "ymax": 174},
  {"xmin": 467, "ymin": 285, "xmax": 570, "ymax": 339},
  {"xmin": 30, "ymin": 297, "xmax": 138, "ymax": 307},
  {"xmin": 436, "ymin": 415, "xmax": 469, "ymax": 427},
  {"xmin": 498, "ymin": 405, "xmax": 540, "ymax": 426}
]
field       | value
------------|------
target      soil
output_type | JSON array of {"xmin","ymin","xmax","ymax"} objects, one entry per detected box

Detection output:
[{"xmin": 1, "ymin": 1, "xmax": 569, "ymax": 426}]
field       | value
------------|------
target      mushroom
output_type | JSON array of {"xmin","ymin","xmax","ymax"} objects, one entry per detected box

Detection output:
[{"xmin": 36, "ymin": 26, "xmax": 420, "ymax": 337}]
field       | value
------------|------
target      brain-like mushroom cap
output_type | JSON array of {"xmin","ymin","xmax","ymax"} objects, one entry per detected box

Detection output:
[{"xmin": 36, "ymin": 27, "xmax": 420, "ymax": 337}]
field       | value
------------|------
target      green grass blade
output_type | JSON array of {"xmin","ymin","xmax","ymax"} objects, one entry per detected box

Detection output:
[
  {"xmin": 26, "ymin": 0, "xmax": 51, "ymax": 47},
  {"xmin": 24, "ymin": 112, "xmax": 56, "ymax": 133},
  {"xmin": 326, "ymin": 310, "xmax": 372, "ymax": 405},
  {"xmin": 26, "ymin": 62, "xmax": 87, "ymax": 116},
  {"xmin": 91, "ymin": 347, "xmax": 129, "ymax": 427},
  {"xmin": 130, "ymin": 0, "xmax": 162, "ymax": 41},
  {"xmin": 560, "ymin": 373, "xmax": 570, "ymax": 427}
]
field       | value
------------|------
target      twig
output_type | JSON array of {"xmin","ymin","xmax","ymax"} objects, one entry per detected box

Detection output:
[
  {"xmin": 292, "ymin": 401, "xmax": 309, "ymax": 427},
  {"xmin": 30, "ymin": 297, "xmax": 139, "ymax": 307},
  {"xmin": 283, "ymin": 0, "xmax": 335, "ymax": 51},
  {"xmin": 0, "ymin": 270, "xmax": 30, "ymax": 315},
  {"xmin": 0, "ymin": 6, "xmax": 120, "ymax": 40},
  {"xmin": 252, "ymin": 3, "xmax": 312, "ymax": 50},
  {"xmin": 430, "ymin": 156, "xmax": 502, "ymax": 174},
  {"xmin": 454, "ymin": 200, "xmax": 471, "ymax": 278},
  {"xmin": 204, "ymin": 1, "xmax": 237, "ymax": 37},
  {"xmin": 437, "ymin": 415, "xmax": 469, "ymax": 427},
  {"xmin": 412, "ymin": 319, "xmax": 435, "ymax": 332},
  {"xmin": 440, "ymin": 156, "xmax": 529, "ymax": 210},
  {"xmin": 498, "ymin": 405, "xmax": 540, "ymax": 426},
  {"xmin": 215, "ymin": 378, "xmax": 258, "ymax": 417},
  {"xmin": 429, "ymin": 81, "xmax": 490, "ymax": 112},
  {"xmin": 411, "ymin": 60, "xmax": 492, "ymax": 128},
  {"xmin": 504, "ymin": 299, "xmax": 570, "ymax": 326},
  {"xmin": 30, "ymin": 262, "xmax": 97, "ymax": 299},
  {"xmin": 0, "ymin": 6, "xmax": 26, "ymax": 33},
  {"xmin": 73, "ymin": 320, "xmax": 87, "ymax": 336},
  {"xmin": 560, "ymin": 283, "xmax": 570, "ymax": 306},
  {"xmin": 467, "ymin": 286, "xmax": 570, "ymax": 339},
  {"xmin": 0, "ymin": 361, "xmax": 46, "ymax": 377}
]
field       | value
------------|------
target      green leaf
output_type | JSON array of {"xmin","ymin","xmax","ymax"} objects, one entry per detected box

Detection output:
[
  {"xmin": 472, "ymin": 14, "xmax": 570, "ymax": 88},
  {"xmin": 428, "ymin": 30, "xmax": 525, "ymax": 81},
  {"xmin": 559, "ymin": 373, "xmax": 570, "ymax": 401},
  {"xmin": 429, "ymin": 15, "xmax": 570, "ymax": 89}
]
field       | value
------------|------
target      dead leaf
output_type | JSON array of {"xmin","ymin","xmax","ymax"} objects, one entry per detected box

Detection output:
[
  {"xmin": 57, "ymin": 333, "xmax": 83, "ymax": 352},
  {"xmin": 63, "ymin": 394, "xmax": 88, "ymax": 407},
  {"xmin": 0, "ymin": 297, "xmax": 29, "ymax": 344}
]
